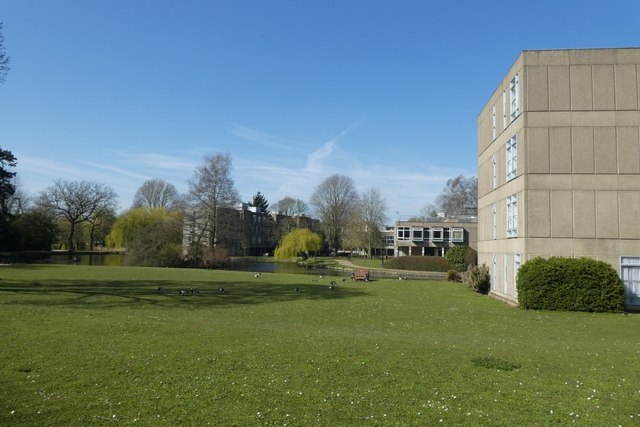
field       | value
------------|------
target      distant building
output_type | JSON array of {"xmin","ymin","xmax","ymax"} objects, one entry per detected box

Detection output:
[
  {"xmin": 393, "ymin": 217, "xmax": 477, "ymax": 257},
  {"xmin": 183, "ymin": 203, "xmax": 320, "ymax": 257},
  {"xmin": 477, "ymin": 48, "xmax": 640, "ymax": 308}
]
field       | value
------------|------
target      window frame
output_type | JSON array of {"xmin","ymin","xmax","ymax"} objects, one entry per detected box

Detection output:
[
  {"xmin": 506, "ymin": 135, "xmax": 517, "ymax": 181},
  {"xmin": 492, "ymin": 104, "xmax": 496, "ymax": 140},
  {"xmin": 397, "ymin": 226, "xmax": 410, "ymax": 240},
  {"xmin": 492, "ymin": 154, "xmax": 497, "ymax": 189},
  {"xmin": 510, "ymin": 74, "xmax": 519, "ymax": 121},
  {"xmin": 506, "ymin": 194, "xmax": 518, "ymax": 238},
  {"xmin": 492, "ymin": 203, "xmax": 497, "ymax": 240},
  {"xmin": 432, "ymin": 227, "xmax": 443, "ymax": 242},
  {"xmin": 502, "ymin": 90, "xmax": 507, "ymax": 129},
  {"xmin": 451, "ymin": 227, "xmax": 464, "ymax": 243}
]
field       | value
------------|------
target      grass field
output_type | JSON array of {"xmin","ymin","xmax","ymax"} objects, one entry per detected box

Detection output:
[{"xmin": 1, "ymin": 265, "xmax": 639, "ymax": 426}]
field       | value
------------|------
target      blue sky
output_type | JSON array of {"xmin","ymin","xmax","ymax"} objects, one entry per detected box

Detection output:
[{"xmin": 1, "ymin": 1, "xmax": 639, "ymax": 219}]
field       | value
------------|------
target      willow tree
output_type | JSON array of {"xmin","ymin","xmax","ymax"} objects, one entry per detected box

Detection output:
[{"xmin": 274, "ymin": 228, "xmax": 323, "ymax": 259}]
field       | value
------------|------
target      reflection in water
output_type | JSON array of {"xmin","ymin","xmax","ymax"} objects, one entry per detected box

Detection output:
[
  {"xmin": 228, "ymin": 261, "xmax": 349, "ymax": 277},
  {"xmin": 19, "ymin": 254, "xmax": 347, "ymax": 277}
]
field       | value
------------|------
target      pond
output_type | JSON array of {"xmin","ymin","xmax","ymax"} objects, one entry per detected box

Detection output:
[
  {"xmin": 2, "ymin": 253, "xmax": 348, "ymax": 277},
  {"xmin": 227, "ymin": 260, "xmax": 349, "ymax": 277},
  {"xmin": 0, "ymin": 252, "xmax": 126, "ymax": 266}
]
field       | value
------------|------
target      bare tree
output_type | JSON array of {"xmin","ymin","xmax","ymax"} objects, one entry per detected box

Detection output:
[
  {"xmin": 188, "ymin": 153, "xmax": 240, "ymax": 250},
  {"xmin": 132, "ymin": 178, "xmax": 180, "ymax": 210},
  {"xmin": 310, "ymin": 174, "xmax": 359, "ymax": 253},
  {"xmin": 354, "ymin": 187, "xmax": 388, "ymax": 257},
  {"xmin": 273, "ymin": 196, "xmax": 309, "ymax": 217},
  {"xmin": 426, "ymin": 175, "xmax": 477, "ymax": 218},
  {"xmin": 36, "ymin": 179, "xmax": 118, "ymax": 252},
  {"xmin": 0, "ymin": 22, "xmax": 10, "ymax": 84}
]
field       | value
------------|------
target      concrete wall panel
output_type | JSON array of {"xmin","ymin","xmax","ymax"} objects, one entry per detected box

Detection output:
[
  {"xmin": 572, "ymin": 127, "xmax": 595, "ymax": 173},
  {"xmin": 527, "ymin": 128, "xmax": 550, "ymax": 173},
  {"xmin": 548, "ymin": 66, "xmax": 571, "ymax": 110},
  {"xmin": 593, "ymin": 65, "xmax": 615, "ymax": 111},
  {"xmin": 619, "ymin": 191, "xmax": 640, "ymax": 239},
  {"xmin": 596, "ymin": 191, "xmax": 619, "ymax": 238},
  {"xmin": 549, "ymin": 127, "xmax": 572, "ymax": 173},
  {"xmin": 594, "ymin": 127, "xmax": 618, "ymax": 173},
  {"xmin": 528, "ymin": 190, "xmax": 550, "ymax": 237},
  {"xmin": 551, "ymin": 190, "xmax": 573, "ymax": 237},
  {"xmin": 526, "ymin": 66, "xmax": 549, "ymax": 111},
  {"xmin": 570, "ymin": 65, "xmax": 593, "ymax": 110},
  {"xmin": 615, "ymin": 64, "xmax": 638, "ymax": 110},
  {"xmin": 573, "ymin": 190, "xmax": 596, "ymax": 238},
  {"xmin": 618, "ymin": 127, "xmax": 640, "ymax": 174}
]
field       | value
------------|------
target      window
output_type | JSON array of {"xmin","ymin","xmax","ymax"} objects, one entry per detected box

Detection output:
[
  {"xmin": 412, "ymin": 227, "xmax": 423, "ymax": 241},
  {"xmin": 444, "ymin": 228, "xmax": 450, "ymax": 241},
  {"xmin": 506, "ymin": 195, "xmax": 518, "ymax": 238},
  {"xmin": 492, "ymin": 204, "xmax": 497, "ymax": 240},
  {"xmin": 503, "ymin": 254, "xmax": 509, "ymax": 294},
  {"xmin": 492, "ymin": 154, "xmax": 497, "ymax": 189},
  {"xmin": 506, "ymin": 136, "xmax": 517, "ymax": 181},
  {"xmin": 514, "ymin": 254, "xmax": 521, "ymax": 298},
  {"xmin": 432, "ymin": 228, "xmax": 443, "ymax": 242},
  {"xmin": 502, "ymin": 90, "xmax": 507, "ymax": 129},
  {"xmin": 510, "ymin": 74, "xmax": 519, "ymax": 121},
  {"xmin": 621, "ymin": 257, "xmax": 640, "ymax": 306},
  {"xmin": 451, "ymin": 228, "xmax": 464, "ymax": 242},
  {"xmin": 424, "ymin": 227, "xmax": 431, "ymax": 241},
  {"xmin": 492, "ymin": 255, "xmax": 497, "ymax": 291},
  {"xmin": 397, "ymin": 226, "xmax": 410, "ymax": 240},
  {"xmin": 492, "ymin": 104, "xmax": 496, "ymax": 140}
]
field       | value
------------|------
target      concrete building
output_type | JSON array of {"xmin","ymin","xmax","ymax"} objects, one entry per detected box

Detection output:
[
  {"xmin": 183, "ymin": 203, "xmax": 320, "ymax": 257},
  {"xmin": 477, "ymin": 48, "xmax": 640, "ymax": 308},
  {"xmin": 393, "ymin": 218, "xmax": 477, "ymax": 257}
]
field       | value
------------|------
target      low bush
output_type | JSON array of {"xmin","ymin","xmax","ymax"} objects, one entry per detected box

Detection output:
[
  {"xmin": 447, "ymin": 269, "xmax": 462, "ymax": 282},
  {"xmin": 383, "ymin": 256, "xmax": 449, "ymax": 272},
  {"xmin": 517, "ymin": 257, "xmax": 625, "ymax": 312},
  {"xmin": 463, "ymin": 263, "xmax": 491, "ymax": 294}
]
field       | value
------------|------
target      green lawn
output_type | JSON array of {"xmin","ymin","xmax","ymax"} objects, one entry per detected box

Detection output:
[{"xmin": 1, "ymin": 265, "xmax": 639, "ymax": 426}]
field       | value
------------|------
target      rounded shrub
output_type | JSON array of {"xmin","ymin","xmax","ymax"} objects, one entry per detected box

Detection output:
[{"xmin": 517, "ymin": 257, "xmax": 625, "ymax": 312}]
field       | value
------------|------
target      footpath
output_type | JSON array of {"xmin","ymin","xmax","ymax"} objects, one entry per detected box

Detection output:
[{"xmin": 333, "ymin": 258, "xmax": 448, "ymax": 281}]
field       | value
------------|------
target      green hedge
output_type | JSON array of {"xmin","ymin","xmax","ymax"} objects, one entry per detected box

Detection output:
[
  {"xmin": 517, "ymin": 257, "xmax": 625, "ymax": 312},
  {"xmin": 444, "ymin": 246, "xmax": 477, "ymax": 271},
  {"xmin": 384, "ymin": 256, "xmax": 449, "ymax": 272}
]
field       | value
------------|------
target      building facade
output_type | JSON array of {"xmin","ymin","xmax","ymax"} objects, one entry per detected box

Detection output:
[
  {"xmin": 393, "ymin": 218, "xmax": 477, "ymax": 257},
  {"xmin": 183, "ymin": 203, "xmax": 320, "ymax": 257},
  {"xmin": 478, "ymin": 48, "xmax": 640, "ymax": 308}
]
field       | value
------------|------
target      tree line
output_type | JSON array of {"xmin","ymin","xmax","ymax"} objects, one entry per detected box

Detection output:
[{"xmin": 0, "ymin": 144, "xmax": 476, "ymax": 266}]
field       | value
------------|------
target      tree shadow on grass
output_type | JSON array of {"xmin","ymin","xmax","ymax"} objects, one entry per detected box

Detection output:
[{"xmin": 0, "ymin": 278, "xmax": 371, "ymax": 309}]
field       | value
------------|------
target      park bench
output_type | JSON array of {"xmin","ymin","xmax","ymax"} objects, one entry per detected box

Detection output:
[{"xmin": 352, "ymin": 268, "xmax": 369, "ymax": 282}]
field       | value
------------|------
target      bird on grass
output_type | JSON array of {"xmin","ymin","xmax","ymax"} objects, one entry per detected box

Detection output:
[
  {"xmin": 254, "ymin": 273, "xmax": 262, "ymax": 278},
  {"xmin": 218, "ymin": 287, "xmax": 225, "ymax": 294}
]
